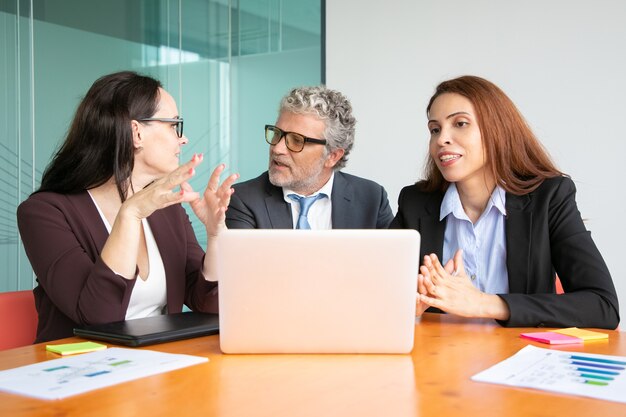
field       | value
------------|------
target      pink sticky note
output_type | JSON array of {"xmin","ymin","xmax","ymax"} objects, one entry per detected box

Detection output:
[{"xmin": 520, "ymin": 331, "xmax": 583, "ymax": 345}]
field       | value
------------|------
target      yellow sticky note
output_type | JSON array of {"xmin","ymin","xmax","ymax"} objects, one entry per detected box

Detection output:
[
  {"xmin": 46, "ymin": 341, "xmax": 107, "ymax": 355},
  {"xmin": 553, "ymin": 327, "xmax": 609, "ymax": 341}
]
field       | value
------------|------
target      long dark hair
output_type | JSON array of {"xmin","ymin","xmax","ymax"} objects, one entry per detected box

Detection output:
[
  {"xmin": 37, "ymin": 71, "xmax": 162, "ymax": 201},
  {"xmin": 422, "ymin": 75, "xmax": 563, "ymax": 195}
]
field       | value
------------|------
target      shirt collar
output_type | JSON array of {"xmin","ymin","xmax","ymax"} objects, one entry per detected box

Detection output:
[
  {"xmin": 440, "ymin": 183, "xmax": 507, "ymax": 221},
  {"xmin": 282, "ymin": 171, "xmax": 335, "ymax": 202},
  {"xmin": 490, "ymin": 185, "xmax": 507, "ymax": 216}
]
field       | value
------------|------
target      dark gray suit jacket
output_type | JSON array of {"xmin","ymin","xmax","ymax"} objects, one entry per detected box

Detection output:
[
  {"xmin": 390, "ymin": 176, "xmax": 619, "ymax": 329},
  {"xmin": 226, "ymin": 171, "xmax": 394, "ymax": 229}
]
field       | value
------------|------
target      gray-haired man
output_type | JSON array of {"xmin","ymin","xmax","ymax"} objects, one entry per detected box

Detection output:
[{"xmin": 226, "ymin": 86, "xmax": 393, "ymax": 230}]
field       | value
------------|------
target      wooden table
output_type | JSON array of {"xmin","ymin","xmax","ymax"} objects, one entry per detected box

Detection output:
[{"xmin": 1, "ymin": 313, "xmax": 625, "ymax": 416}]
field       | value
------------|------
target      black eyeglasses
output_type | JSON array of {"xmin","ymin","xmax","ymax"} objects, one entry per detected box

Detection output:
[
  {"xmin": 265, "ymin": 124, "xmax": 327, "ymax": 153},
  {"xmin": 138, "ymin": 117, "xmax": 184, "ymax": 138}
]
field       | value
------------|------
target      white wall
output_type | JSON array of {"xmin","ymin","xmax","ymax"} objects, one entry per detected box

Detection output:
[{"xmin": 326, "ymin": 0, "xmax": 626, "ymax": 325}]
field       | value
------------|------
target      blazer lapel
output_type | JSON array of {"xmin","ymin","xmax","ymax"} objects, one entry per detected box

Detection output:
[
  {"xmin": 68, "ymin": 191, "xmax": 111, "ymax": 254},
  {"xmin": 330, "ymin": 172, "xmax": 354, "ymax": 228},
  {"xmin": 264, "ymin": 179, "xmax": 294, "ymax": 229},
  {"xmin": 505, "ymin": 193, "xmax": 532, "ymax": 293},
  {"xmin": 420, "ymin": 194, "xmax": 445, "ymax": 259}
]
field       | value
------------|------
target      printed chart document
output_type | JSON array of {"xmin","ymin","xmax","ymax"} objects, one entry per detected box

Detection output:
[
  {"xmin": 0, "ymin": 347, "xmax": 208, "ymax": 400},
  {"xmin": 472, "ymin": 345, "xmax": 626, "ymax": 403}
]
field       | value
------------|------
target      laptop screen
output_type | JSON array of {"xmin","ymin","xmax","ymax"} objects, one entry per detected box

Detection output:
[{"xmin": 217, "ymin": 229, "xmax": 420, "ymax": 354}]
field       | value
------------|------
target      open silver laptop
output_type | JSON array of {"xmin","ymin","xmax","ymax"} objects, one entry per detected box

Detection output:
[{"xmin": 217, "ymin": 229, "xmax": 420, "ymax": 354}]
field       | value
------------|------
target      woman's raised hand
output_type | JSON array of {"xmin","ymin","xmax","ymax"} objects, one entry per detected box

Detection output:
[
  {"xmin": 188, "ymin": 162, "xmax": 239, "ymax": 237},
  {"xmin": 120, "ymin": 153, "xmax": 238, "ymax": 237},
  {"xmin": 121, "ymin": 153, "xmax": 208, "ymax": 220}
]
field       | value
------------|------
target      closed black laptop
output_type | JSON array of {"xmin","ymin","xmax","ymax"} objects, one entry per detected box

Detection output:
[{"xmin": 74, "ymin": 312, "xmax": 220, "ymax": 347}]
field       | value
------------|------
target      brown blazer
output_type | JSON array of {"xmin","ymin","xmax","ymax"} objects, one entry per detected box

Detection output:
[{"xmin": 17, "ymin": 191, "xmax": 218, "ymax": 342}]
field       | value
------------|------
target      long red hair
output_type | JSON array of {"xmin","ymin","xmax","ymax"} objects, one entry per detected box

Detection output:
[{"xmin": 422, "ymin": 76, "xmax": 563, "ymax": 195}]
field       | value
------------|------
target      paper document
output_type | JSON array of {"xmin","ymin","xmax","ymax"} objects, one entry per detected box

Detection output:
[
  {"xmin": 472, "ymin": 345, "xmax": 626, "ymax": 403},
  {"xmin": 0, "ymin": 347, "xmax": 208, "ymax": 400}
]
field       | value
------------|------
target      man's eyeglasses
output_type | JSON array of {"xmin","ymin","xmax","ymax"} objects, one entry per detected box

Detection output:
[
  {"xmin": 265, "ymin": 125, "xmax": 327, "ymax": 153},
  {"xmin": 138, "ymin": 117, "xmax": 184, "ymax": 138}
]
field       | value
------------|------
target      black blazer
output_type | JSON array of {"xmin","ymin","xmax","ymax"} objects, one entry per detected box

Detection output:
[
  {"xmin": 226, "ymin": 171, "xmax": 394, "ymax": 229},
  {"xmin": 390, "ymin": 176, "xmax": 619, "ymax": 329}
]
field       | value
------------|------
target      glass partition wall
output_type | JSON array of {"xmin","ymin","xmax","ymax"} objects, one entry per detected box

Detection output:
[{"xmin": 0, "ymin": 0, "xmax": 322, "ymax": 291}]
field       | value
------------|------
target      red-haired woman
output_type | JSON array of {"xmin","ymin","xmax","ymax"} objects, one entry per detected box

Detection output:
[{"xmin": 391, "ymin": 75, "xmax": 619, "ymax": 329}]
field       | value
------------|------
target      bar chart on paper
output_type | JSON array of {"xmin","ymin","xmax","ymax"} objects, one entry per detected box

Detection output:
[
  {"xmin": 0, "ymin": 348, "xmax": 207, "ymax": 400},
  {"xmin": 565, "ymin": 354, "xmax": 624, "ymax": 386},
  {"xmin": 471, "ymin": 345, "xmax": 626, "ymax": 403}
]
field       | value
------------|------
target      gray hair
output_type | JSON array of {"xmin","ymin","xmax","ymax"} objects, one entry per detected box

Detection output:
[{"xmin": 279, "ymin": 86, "xmax": 356, "ymax": 170}]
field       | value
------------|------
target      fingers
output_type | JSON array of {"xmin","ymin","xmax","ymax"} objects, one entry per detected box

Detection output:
[
  {"xmin": 141, "ymin": 188, "xmax": 186, "ymax": 214},
  {"xmin": 218, "ymin": 173, "xmax": 239, "ymax": 197},
  {"xmin": 206, "ymin": 163, "xmax": 239, "ymax": 193},
  {"xmin": 161, "ymin": 153, "xmax": 203, "ymax": 190},
  {"xmin": 177, "ymin": 162, "xmax": 240, "ymax": 210},
  {"xmin": 415, "ymin": 296, "xmax": 430, "ymax": 316},
  {"xmin": 418, "ymin": 293, "xmax": 444, "ymax": 310},
  {"xmin": 180, "ymin": 181, "xmax": 194, "ymax": 192},
  {"xmin": 453, "ymin": 249, "xmax": 466, "ymax": 275},
  {"xmin": 421, "ymin": 255, "xmax": 438, "ymax": 286},
  {"xmin": 179, "ymin": 181, "xmax": 200, "ymax": 202},
  {"xmin": 423, "ymin": 254, "xmax": 447, "ymax": 285},
  {"xmin": 419, "ymin": 265, "xmax": 430, "ymax": 282},
  {"xmin": 214, "ymin": 173, "xmax": 239, "ymax": 206},
  {"xmin": 207, "ymin": 163, "xmax": 226, "ymax": 192},
  {"xmin": 430, "ymin": 254, "xmax": 450, "ymax": 281},
  {"xmin": 204, "ymin": 166, "xmax": 239, "ymax": 211},
  {"xmin": 419, "ymin": 268, "xmax": 437, "ymax": 296},
  {"xmin": 422, "ymin": 254, "xmax": 433, "ymax": 269},
  {"xmin": 417, "ymin": 274, "xmax": 428, "ymax": 295}
]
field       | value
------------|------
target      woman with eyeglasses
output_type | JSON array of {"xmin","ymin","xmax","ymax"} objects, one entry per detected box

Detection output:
[
  {"xmin": 391, "ymin": 75, "xmax": 619, "ymax": 329},
  {"xmin": 17, "ymin": 71, "xmax": 238, "ymax": 342}
]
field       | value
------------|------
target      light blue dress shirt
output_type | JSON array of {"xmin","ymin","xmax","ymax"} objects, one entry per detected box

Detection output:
[{"xmin": 440, "ymin": 183, "xmax": 509, "ymax": 294}]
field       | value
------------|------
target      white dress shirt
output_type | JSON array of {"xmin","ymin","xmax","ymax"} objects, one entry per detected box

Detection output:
[{"xmin": 282, "ymin": 172, "xmax": 335, "ymax": 230}]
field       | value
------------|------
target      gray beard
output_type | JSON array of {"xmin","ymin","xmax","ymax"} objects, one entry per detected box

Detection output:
[{"xmin": 269, "ymin": 168, "xmax": 326, "ymax": 196}]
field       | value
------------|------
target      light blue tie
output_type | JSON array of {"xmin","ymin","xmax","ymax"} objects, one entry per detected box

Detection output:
[{"xmin": 287, "ymin": 193, "xmax": 327, "ymax": 229}]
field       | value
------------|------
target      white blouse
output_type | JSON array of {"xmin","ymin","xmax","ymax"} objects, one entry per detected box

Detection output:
[{"xmin": 87, "ymin": 191, "xmax": 167, "ymax": 319}]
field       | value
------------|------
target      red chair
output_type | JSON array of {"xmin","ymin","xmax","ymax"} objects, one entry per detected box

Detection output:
[
  {"xmin": 555, "ymin": 275, "xmax": 564, "ymax": 294},
  {"xmin": 0, "ymin": 290, "xmax": 38, "ymax": 350}
]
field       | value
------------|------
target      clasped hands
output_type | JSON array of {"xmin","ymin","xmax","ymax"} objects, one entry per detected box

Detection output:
[
  {"xmin": 121, "ymin": 153, "xmax": 238, "ymax": 236},
  {"xmin": 416, "ymin": 250, "xmax": 502, "ymax": 319}
]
